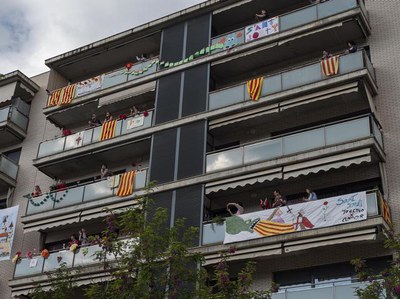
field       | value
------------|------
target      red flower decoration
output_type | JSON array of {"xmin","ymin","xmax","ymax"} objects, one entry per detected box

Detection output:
[
  {"xmin": 323, "ymin": 201, "xmax": 328, "ymax": 206},
  {"xmin": 118, "ymin": 114, "xmax": 127, "ymax": 120},
  {"xmin": 131, "ymin": 162, "xmax": 136, "ymax": 167},
  {"xmin": 16, "ymin": 251, "xmax": 22, "ymax": 257},
  {"xmin": 125, "ymin": 62, "xmax": 133, "ymax": 70},
  {"xmin": 143, "ymin": 111, "xmax": 149, "ymax": 117}
]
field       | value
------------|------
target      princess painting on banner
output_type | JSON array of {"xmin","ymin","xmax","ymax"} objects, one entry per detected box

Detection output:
[{"xmin": 0, "ymin": 206, "xmax": 19, "ymax": 261}]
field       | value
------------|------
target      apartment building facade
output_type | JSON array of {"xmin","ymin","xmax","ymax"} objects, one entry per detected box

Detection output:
[{"xmin": 1, "ymin": 0, "xmax": 399, "ymax": 297}]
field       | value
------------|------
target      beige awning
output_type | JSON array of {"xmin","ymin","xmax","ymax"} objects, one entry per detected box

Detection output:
[{"xmin": 98, "ymin": 81, "xmax": 156, "ymax": 107}]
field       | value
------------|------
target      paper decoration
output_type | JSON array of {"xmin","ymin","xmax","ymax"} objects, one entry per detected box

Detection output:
[
  {"xmin": 0, "ymin": 206, "xmax": 19, "ymax": 261},
  {"xmin": 321, "ymin": 56, "xmax": 340, "ymax": 76},
  {"xmin": 245, "ymin": 17, "xmax": 279, "ymax": 43},
  {"xmin": 28, "ymin": 189, "xmax": 69, "ymax": 207},
  {"xmin": 247, "ymin": 77, "xmax": 264, "ymax": 101},
  {"xmin": 116, "ymin": 171, "xmax": 136, "ymax": 197},
  {"xmin": 224, "ymin": 192, "xmax": 367, "ymax": 244},
  {"xmin": 29, "ymin": 258, "xmax": 38, "ymax": 268},
  {"xmin": 100, "ymin": 120, "xmax": 117, "ymax": 141},
  {"xmin": 126, "ymin": 115, "xmax": 145, "ymax": 130},
  {"xmin": 76, "ymin": 76, "xmax": 103, "ymax": 97}
]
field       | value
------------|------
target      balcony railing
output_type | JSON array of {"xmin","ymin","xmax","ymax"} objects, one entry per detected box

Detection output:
[
  {"xmin": 25, "ymin": 169, "xmax": 148, "ymax": 216},
  {"xmin": 37, "ymin": 110, "xmax": 154, "ymax": 159},
  {"xmin": 0, "ymin": 104, "xmax": 29, "ymax": 132},
  {"xmin": 0, "ymin": 154, "xmax": 18, "ymax": 181},
  {"xmin": 211, "ymin": 0, "xmax": 362, "ymax": 52},
  {"xmin": 206, "ymin": 115, "xmax": 382, "ymax": 173},
  {"xmin": 202, "ymin": 190, "xmax": 382, "ymax": 245},
  {"xmin": 208, "ymin": 50, "xmax": 373, "ymax": 110}
]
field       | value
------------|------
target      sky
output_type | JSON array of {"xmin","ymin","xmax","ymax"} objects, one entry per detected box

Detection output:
[{"xmin": 0, "ymin": 0, "xmax": 204, "ymax": 77}]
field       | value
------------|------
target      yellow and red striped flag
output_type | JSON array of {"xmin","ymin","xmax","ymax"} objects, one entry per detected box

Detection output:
[
  {"xmin": 47, "ymin": 89, "xmax": 62, "ymax": 107},
  {"xmin": 247, "ymin": 77, "xmax": 263, "ymax": 101},
  {"xmin": 379, "ymin": 193, "xmax": 392, "ymax": 226},
  {"xmin": 100, "ymin": 120, "xmax": 117, "ymax": 141},
  {"xmin": 253, "ymin": 220, "xmax": 295, "ymax": 236},
  {"xmin": 116, "ymin": 171, "xmax": 135, "ymax": 197},
  {"xmin": 59, "ymin": 84, "xmax": 76, "ymax": 105},
  {"xmin": 321, "ymin": 56, "xmax": 339, "ymax": 77}
]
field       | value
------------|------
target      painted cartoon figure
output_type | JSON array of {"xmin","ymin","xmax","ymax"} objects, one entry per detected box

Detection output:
[
  {"xmin": 225, "ymin": 216, "xmax": 260, "ymax": 235},
  {"xmin": 294, "ymin": 209, "xmax": 315, "ymax": 231}
]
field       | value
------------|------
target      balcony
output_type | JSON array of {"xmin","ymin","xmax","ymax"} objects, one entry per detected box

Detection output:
[
  {"xmin": 200, "ymin": 190, "xmax": 390, "ymax": 265},
  {"xmin": 0, "ymin": 154, "xmax": 18, "ymax": 195},
  {"xmin": 33, "ymin": 111, "xmax": 153, "ymax": 179},
  {"xmin": 208, "ymin": 50, "xmax": 376, "ymax": 112},
  {"xmin": 0, "ymin": 70, "xmax": 39, "ymax": 103},
  {"xmin": 0, "ymin": 100, "xmax": 30, "ymax": 147}
]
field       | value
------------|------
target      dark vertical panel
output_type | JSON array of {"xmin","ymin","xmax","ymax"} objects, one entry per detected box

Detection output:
[
  {"xmin": 177, "ymin": 121, "xmax": 206, "ymax": 180},
  {"xmin": 150, "ymin": 129, "xmax": 177, "ymax": 184},
  {"xmin": 155, "ymin": 73, "xmax": 181, "ymax": 124},
  {"xmin": 160, "ymin": 23, "xmax": 185, "ymax": 62},
  {"xmin": 182, "ymin": 64, "xmax": 209, "ymax": 116},
  {"xmin": 150, "ymin": 191, "xmax": 173, "ymax": 227},
  {"xmin": 185, "ymin": 14, "xmax": 211, "ymax": 56}
]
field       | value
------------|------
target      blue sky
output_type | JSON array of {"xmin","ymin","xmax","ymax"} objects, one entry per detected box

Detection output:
[{"xmin": 0, "ymin": 0, "xmax": 203, "ymax": 77}]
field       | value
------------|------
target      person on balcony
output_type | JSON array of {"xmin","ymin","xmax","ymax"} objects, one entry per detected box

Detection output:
[
  {"xmin": 88, "ymin": 113, "xmax": 101, "ymax": 128},
  {"xmin": 321, "ymin": 50, "xmax": 333, "ymax": 60},
  {"xmin": 130, "ymin": 106, "xmax": 140, "ymax": 117},
  {"xmin": 255, "ymin": 9, "xmax": 268, "ymax": 22},
  {"xmin": 226, "ymin": 202, "xmax": 244, "ymax": 216},
  {"xmin": 345, "ymin": 40, "xmax": 357, "ymax": 54},
  {"xmin": 79, "ymin": 228, "xmax": 89, "ymax": 246},
  {"xmin": 104, "ymin": 111, "xmax": 113, "ymax": 122},
  {"xmin": 259, "ymin": 197, "xmax": 270, "ymax": 210},
  {"xmin": 68, "ymin": 234, "xmax": 79, "ymax": 247},
  {"xmin": 272, "ymin": 189, "xmax": 287, "ymax": 208},
  {"xmin": 100, "ymin": 164, "xmax": 113, "ymax": 179},
  {"xmin": 303, "ymin": 188, "xmax": 318, "ymax": 202},
  {"xmin": 56, "ymin": 179, "xmax": 67, "ymax": 191},
  {"xmin": 31, "ymin": 185, "xmax": 42, "ymax": 197},
  {"xmin": 136, "ymin": 54, "xmax": 148, "ymax": 62}
]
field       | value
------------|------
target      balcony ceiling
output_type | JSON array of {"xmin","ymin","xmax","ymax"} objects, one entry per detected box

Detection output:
[
  {"xmin": 34, "ymin": 137, "xmax": 151, "ymax": 180},
  {"xmin": 211, "ymin": 19, "xmax": 365, "ymax": 86}
]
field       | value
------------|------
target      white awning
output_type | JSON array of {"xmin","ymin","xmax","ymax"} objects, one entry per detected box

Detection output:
[{"xmin": 98, "ymin": 81, "xmax": 156, "ymax": 107}]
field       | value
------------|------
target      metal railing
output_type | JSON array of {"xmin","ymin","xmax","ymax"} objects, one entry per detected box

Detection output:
[
  {"xmin": 37, "ymin": 110, "xmax": 154, "ymax": 159},
  {"xmin": 25, "ymin": 168, "xmax": 148, "ymax": 216},
  {"xmin": 206, "ymin": 114, "xmax": 383, "ymax": 173}
]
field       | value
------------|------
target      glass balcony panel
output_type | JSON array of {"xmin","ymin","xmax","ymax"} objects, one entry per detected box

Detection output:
[
  {"xmin": 283, "ymin": 128, "xmax": 325, "ymax": 155},
  {"xmin": 83, "ymin": 129, "xmax": 94, "ymax": 146},
  {"xmin": 73, "ymin": 245, "xmax": 102, "ymax": 266},
  {"xmin": 127, "ymin": 59, "xmax": 158, "ymax": 81},
  {"xmin": 371, "ymin": 118, "xmax": 383, "ymax": 148},
  {"xmin": 317, "ymin": 0, "xmax": 358, "ymax": 19},
  {"xmin": 202, "ymin": 222, "xmax": 225, "ymax": 245},
  {"xmin": 0, "ymin": 156, "xmax": 18, "ymax": 179},
  {"xmin": 325, "ymin": 117, "xmax": 370, "ymax": 145},
  {"xmin": 92, "ymin": 126, "xmax": 102, "ymax": 143},
  {"xmin": 134, "ymin": 170, "xmax": 147, "ymax": 190},
  {"xmin": 286, "ymin": 287, "xmax": 333, "ymax": 299},
  {"xmin": 83, "ymin": 179, "xmax": 114, "ymax": 202},
  {"xmin": 26, "ymin": 194, "xmax": 55, "ymax": 215},
  {"xmin": 209, "ymin": 84, "xmax": 246, "ymax": 110},
  {"xmin": 271, "ymin": 293, "xmax": 286, "ymax": 299},
  {"xmin": 13, "ymin": 98, "xmax": 31, "ymax": 116},
  {"xmin": 9, "ymin": 108, "xmax": 28, "ymax": 131},
  {"xmin": 261, "ymin": 74, "xmax": 282, "ymax": 97},
  {"xmin": 120, "ymin": 111, "xmax": 153, "ymax": 135},
  {"xmin": 244, "ymin": 139, "xmax": 283, "ymax": 164},
  {"xmin": 0, "ymin": 107, "xmax": 10, "ymax": 122},
  {"xmin": 53, "ymin": 186, "xmax": 84, "ymax": 209},
  {"xmin": 114, "ymin": 119, "xmax": 122, "ymax": 137},
  {"xmin": 335, "ymin": 282, "xmax": 370, "ymax": 298},
  {"xmin": 367, "ymin": 192, "xmax": 379, "ymax": 216},
  {"xmin": 37, "ymin": 138, "xmax": 65, "ymax": 158},
  {"xmin": 280, "ymin": 6, "xmax": 317, "ymax": 31},
  {"xmin": 14, "ymin": 257, "xmax": 44, "ymax": 277},
  {"xmin": 282, "ymin": 63, "xmax": 322, "ymax": 90},
  {"xmin": 43, "ymin": 250, "xmax": 74, "ymax": 272},
  {"xmin": 206, "ymin": 147, "xmax": 243, "ymax": 172},
  {"xmin": 102, "ymin": 69, "xmax": 128, "ymax": 89},
  {"xmin": 338, "ymin": 51, "xmax": 364, "ymax": 74}
]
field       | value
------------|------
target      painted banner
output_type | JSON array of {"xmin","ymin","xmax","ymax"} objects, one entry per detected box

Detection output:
[
  {"xmin": 224, "ymin": 192, "xmax": 367, "ymax": 244},
  {"xmin": 0, "ymin": 206, "xmax": 19, "ymax": 261},
  {"xmin": 76, "ymin": 76, "xmax": 103, "ymax": 97},
  {"xmin": 245, "ymin": 17, "xmax": 280, "ymax": 43},
  {"xmin": 127, "ymin": 115, "xmax": 145, "ymax": 130},
  {"xmin": 65, "ymin": 131, "xmax": 84, "ymax": 149},
  {"xmin": 211, "ymin": 30, "xmax": 245, "ymax": 52}
]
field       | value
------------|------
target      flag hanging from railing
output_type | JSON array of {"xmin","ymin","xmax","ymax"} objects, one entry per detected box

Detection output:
[
  {"xmin": 47, "ymin": 89, "xmax": 62, "ymax": 107},
  {"xmin": 247, "ymin": 77, "xmax": 263, "ymax": 101},
  {"xmin": 100, "ymin": 120, "xmax": 117, "ymax": 141},
  {"xmin": 47, "ymin": 85, "xmax": 76, "ymax": 107},
  {"xmin": 116, "ymin": 171, "xmax": 136, "ymax": 197},
  {"xmin": 378, "ymin": 191, "xmax": 392, "ymax": 226},
  {"xmin": 321, "ymin": 56, "xmax": 339, "ymax": 76}
]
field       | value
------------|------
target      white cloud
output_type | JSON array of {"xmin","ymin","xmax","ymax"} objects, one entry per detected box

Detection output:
[{"xmin": 0, "ymin": 0, "xmax": 203, "ymax": 77}]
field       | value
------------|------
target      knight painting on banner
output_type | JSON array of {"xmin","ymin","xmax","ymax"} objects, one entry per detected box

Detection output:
[
  {"xmin": 224, "ymin": 192, "xmax": 367, "ymax": 244},
  {"xmin": 76, "ymin": 76, "xmax": 103, "ymax": 97},
  {"xmin": 0, "ymin": 206, "xmax": 19, "ymax": 261},
  {"xmin": 127, "ymin": 115, "xmax": 145, "ymax": 130},
  {"xmin": 245, "ymin": 16, "xmax": 279, "ymax": 43}
]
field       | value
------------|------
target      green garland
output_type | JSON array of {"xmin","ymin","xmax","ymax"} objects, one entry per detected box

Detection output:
[{"xmin": 28, "ymin": 189, "xmax": 69, "ymax": 207}]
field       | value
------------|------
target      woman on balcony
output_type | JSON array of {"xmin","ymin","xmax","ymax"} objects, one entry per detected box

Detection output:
[
  {"xmin": 31, "ymin": 185, "xmax": 42, "ymax": 197},
  {"xmin": 104, "ymin": 111, "xmax": 113, "ymax": 122}
]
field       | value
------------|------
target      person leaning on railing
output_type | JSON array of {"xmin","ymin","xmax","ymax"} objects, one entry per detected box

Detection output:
[{"xmin": 272, "ymin": 189, "xmax": 287, "ymax": 208}]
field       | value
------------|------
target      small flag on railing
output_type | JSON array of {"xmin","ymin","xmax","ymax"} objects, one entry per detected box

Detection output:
[
  {"xmin": 100, "ymin": 120, "xmax": 117, "ymax": 141},
  {"xmin": 247, "ymin": 77, "xmax": 263, "ymax": 101},
  {"xmin": 59, "ymin": 84, "xmax": 76, "ymax": 105},
  {"xmin": 116, "ymin": 171, "xmax": 135, "ymax": 197},
  {"xmin": 321, "ymin": 56, "xmax": 339, "ymax": 77}
]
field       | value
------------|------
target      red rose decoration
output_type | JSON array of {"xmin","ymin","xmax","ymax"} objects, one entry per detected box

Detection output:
[
  {"xmin": 323, "ymin": 201, "xmax": 328, "ymax": 205},
  {"xmin": 16, "ymin": 251, "xmax": 22, "ymax": 257},
  {"xmin": 125, "ymin": 62, "xmax": 133, "ymax": 70},
  {"xmin": 143, "ymin": 111, "xmax": 149, "ymax": 117},
  {"xmin": 119, "ymin": 114, "xmax": 127, "ymax": 120}
]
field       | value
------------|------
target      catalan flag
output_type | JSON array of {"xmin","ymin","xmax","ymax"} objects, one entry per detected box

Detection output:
[
  {"xmin": 100, "ymin": 120, "xmax": 117, "ymax": 141},
  {"xmin": 247, "ymin": 77, "xmax": 263, "ymax": 101},
  {"xmin": 321, "ymin": 56, "xmax": 339, "ymax": 77},
  {"xmin": 116, "ymin": 171, "xmax": 135, "ymax": 197},
  {"xmin": 253, "ymin": 220, "xmax": 295, "ymax": 236},
  {"xmin": 59, "ymin": 84, "xmax": 76, "ymax": 105},
  {"xmin": 378, "ymin": 192, "xmax": 392, "ymax": 226},
  {"xmin": 47, "ymin": 89, "xmax": 62, "ymax": 107}
]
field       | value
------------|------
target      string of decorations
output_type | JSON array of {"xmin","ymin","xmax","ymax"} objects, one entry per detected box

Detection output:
[{"xmin": 26, "ymin": 190, "xmax": 69, "ymax": 207}]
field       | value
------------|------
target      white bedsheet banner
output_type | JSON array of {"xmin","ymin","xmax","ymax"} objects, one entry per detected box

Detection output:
[
  {"xmin": 224, "ymin": 192, "xmax": 367, "ymax": 244},
  {"xmin": 0, "ymin": 206, "xmax": 19, "ymax": 260}
]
